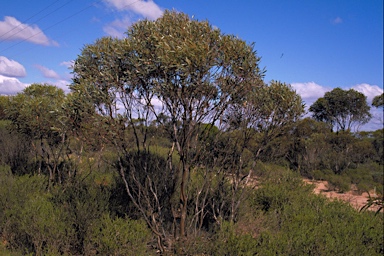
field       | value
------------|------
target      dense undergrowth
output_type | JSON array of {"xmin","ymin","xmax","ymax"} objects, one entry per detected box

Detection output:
[{"xmin": 0, "ymin": 163, "xmax": 382, "ymax": 255}]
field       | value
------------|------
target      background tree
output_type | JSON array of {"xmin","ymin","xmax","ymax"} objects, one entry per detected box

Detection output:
[
  {"xmin": 193, "ymin": 81, "xmax": 304, "ymax": 227},
  {"xmin": 372, "ymin": 93, "xmax": 383, "ymax": 108},
  {"xmin": 309, "ymin": 88, "xmax": 371, "ymax": 131},
  {"xmin": 283, "ymin": 118, "xmax": 331, "ymax": 176},
  {"xmin": 6, "ymin": 84, "xmax": 69, "ymax": 186},
  {"xmin": 0, "ymin": 96, "xmax": 10, "ymax": 120},
  {"xmin": 223, "ymin": 81, "xmax": 304, "ymax": 159}
]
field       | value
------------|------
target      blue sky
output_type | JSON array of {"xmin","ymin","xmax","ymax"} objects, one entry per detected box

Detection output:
[{"xmin": 0, "ymin": 0, "xmax": 383, "ymax": 130}]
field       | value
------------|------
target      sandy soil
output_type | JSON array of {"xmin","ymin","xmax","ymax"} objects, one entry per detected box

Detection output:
[{"xmin": 303, "ymin": 179, "xmax": 382, "ymax": 212}]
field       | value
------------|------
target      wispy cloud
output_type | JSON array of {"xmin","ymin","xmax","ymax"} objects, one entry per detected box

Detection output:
[
  {"xmin": 60, "ymin": 60, "xmax": 74, "ymax": 69},
  {"xmin": 0, "ymin": 16, "xmax": 58, "ymax": 46},
  {"xmin": 36, "ymin": 62, "xmax": 72, "ymax": 92},
  {"xmin": 102, "ymin": 0, "xmax": 164, "ymax": 37},
  {"xmin": 331, "ymin": 16, "xmax": 343, "ymax": 25},
  {"xmin": 103, "ymin": 17, "xmax": 132, "ymax": 38},
  {"xmin": 0, "ymin": 74, "xmax": 28, "ymax": 95},
  {"xmin": 103, "ymin": 0, "xmax": 163, "ymax": 20},
  {"xmin": 51, "ymin": 79, "xmax": 71, "ymax": 93},
  {"xmin": 35, "ymin": 64, "xmax": 60, "ymax": 79},
  {"xmin": 0, "ymin": 56, "xmax": 26, "ymax": 77}
]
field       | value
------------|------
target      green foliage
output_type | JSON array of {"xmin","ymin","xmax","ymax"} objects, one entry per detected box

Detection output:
[
  {"xmin": 0, "ymin": 168, "xmax": 153, "ymax": 255},
  {"xmin": 50, "ymin": 179, "xmax": 110, "ymax": 254},
  {"xmin": 256, "ymin": 201, "xmax": 383, "ymax": 255},
  {"xmin": 252, "ymin": 164, "xmax": 314, "ymax": 212},
  {"xmin": 0, "ymin": 10, "xmax": 383, "ymax": 255},
  {"xmin": 0, "ymin": 95, "xmax": 10, "ymax": 120},
  {"xmin": 309, "ymin": 87, "xmax": 371, "ymax": 131},
  {"xmin": 0, "ymin": 121, "xmax": 32, "ymax": 174},
  {"xmin": 251, "ymin": 168, "xmax": 383, "ymax": 255},
  {"xmin": 19, "ymin": 193, "xmax": 73, "ymax": 255},
  {"xmin": 0, "ymin": 170, "xmax": 70, "ymax": 255},
  {"xmin": 345, "ymin": 163, "xmax": 383, "ymax": 194},
  {"xmin": 371, "ymin": 129, "xmax": 384, "ymax": 165},
  {"xmin": 5, "ymin": 83, "xmax": 71, "ymax": 186},
  {"xmin": 72, "ymin": 10, "xmax": 267, "ymax": 241},
  {"xmin": 326, "ymin": 174, "xmax": 351, "ymax": 193},
  {"xmin": 182, "ymin": 167, "xmax": 383, "ymax": 255},
  {"xmin": 312, "ymin": 169, "xmax": 334, "ymax": 181},
  {"xmin": 372, "ymin": 93, "xmax": 384, "ymax": 108},
  {"xmin": 6, "ymin": 83, "xmax": 66, "ymax": 139},
  {"xmin": 211, "ymin": 221, "xmax": 258, "ymax": 256},
  {"xmin": 85, "ymin": 214, "xmax": 151, "ymax": 256}
]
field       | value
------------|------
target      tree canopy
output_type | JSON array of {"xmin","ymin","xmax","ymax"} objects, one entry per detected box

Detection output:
[
  {"xmin": 309, "ymin": 88, "xmax": 371, "ymax": 131},
  {"xmin": 6, "ymin": 84, "xmax": 70, "ymax": 185},
  {"xmin": 71, "ymin": 10, "xmax": 269, "ymax": 242},
  {"xmin": 372, "ymin": 93, "xmax": 384, "ymax": 108}
]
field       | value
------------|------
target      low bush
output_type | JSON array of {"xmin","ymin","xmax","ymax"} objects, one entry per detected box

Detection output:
[
  {"xmin": 85, "ymin": 214, "xmax": 151, "ymax": 256},
  {"xmin": 326, "ymin": 174, "xmax": 351, "ymax": 193},
  {"xmin": 251, "ymin": 168, "xmax": 383, "ymax": 255},
  {"xmin": 312, "ymin": 169, "xmax": 333, "ymax": 180}
]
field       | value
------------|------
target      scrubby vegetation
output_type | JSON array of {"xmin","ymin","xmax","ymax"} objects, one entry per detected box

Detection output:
[
  {"xmin": 0, "ymin": 163, "xmax": 382, "ymax": 255},
  {"xmin": 0, "ymin": 11, "xmax": 382, "ymax": 255}
]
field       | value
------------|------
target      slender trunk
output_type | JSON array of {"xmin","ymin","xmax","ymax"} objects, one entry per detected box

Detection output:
[{"xmin": 179, "ymin": 158, "xmax": 189, "ymax": 237}]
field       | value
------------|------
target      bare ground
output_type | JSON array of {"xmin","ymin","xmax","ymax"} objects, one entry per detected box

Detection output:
[{"xmin": 303, "ymin": 179, "xmax": 382, "ymax": 212}]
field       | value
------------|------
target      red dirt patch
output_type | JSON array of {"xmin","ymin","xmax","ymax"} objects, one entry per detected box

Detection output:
[{"xmin": 304, "ymin": 179, "xmax": 381, "ymax": 212}]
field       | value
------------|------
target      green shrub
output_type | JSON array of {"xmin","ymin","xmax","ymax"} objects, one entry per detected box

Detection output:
[
  {"xmin": 50, "ymin": 179, "xmax": 110, "ymax": 254},
  {"xmin": 326, "ymin": 174, "xmax": 351, "ymax": 193},
  {"xmin": 0, "ymin": 172, "xmax": 76, "ymax": 255},
  {"xmin": 312, "ymin": 169, "xmax": 333, "ymax": 180},
  {"xmin": 85, "ymin": 214, "xmax": 151, "ymax": 256},
  {"xmin": 210, "ymin": 221, "xmax": 258, "ymax": 256},
  {"xmin": 20, "ymin": 194, "xmax": 74, "ymax": 255},
  {"xmin": 251, "ymin": 166, "xmax": 314, "ymax": 212},
  {"xmin": 251, "ymin": 168, "xmax": 383, "ymax": 255}
]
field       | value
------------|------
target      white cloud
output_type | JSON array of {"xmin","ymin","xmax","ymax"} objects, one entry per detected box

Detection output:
[
  {"xmin": 350, "ymin": 83, "xmax": 383, "ymax": 104},
  {"xmin": 291, "ymin": 82, "xmax": 331, "ymax": 102},
  {"xmin": 60, "ymin": 60, "xmax": 74, "ymax": 69},
  {"xmin": 0, "ymin": 74, "xmax": 28, "ymax": 95},
  {"xmin": 0, "ymin": 16, "xmax": 58, "ymax": 46},
  {"xmin": 102, "ymin": 0, "xmax": 164, "ymax": 37},
  {"xmin": 103, "ymin": 0, "xmax": 163, "ymax": 20},
  {"xmin": 0, "ymin": 56, "xmax": 26, "ymax": 77},
  {"xmin": 35, "ymin": 65, "xmax": 60, "ymax": 79},
  {"xmin": 103, "ymin": 17, "xmax": 132, "ymax": 38},
  {"xmin": 51, "ymin": 79, "xmax": 71, "ymax": 93}
]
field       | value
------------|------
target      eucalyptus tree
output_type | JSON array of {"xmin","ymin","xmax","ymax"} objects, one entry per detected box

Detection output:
[
  {"xmin": 216, "ymin": 81, "xmax": 304, "ymax": 220},
  {"xmin": 6, "ymin": 84, "xmax": 69, "ymax": 185},
  {"xmin": 72, "ymin": 10, "xmax": 264, "ymax": 247},
  {"xmin": 72, "ymin": 34, "xmax": 171, "ymax": 248},
  {"xmin": 223, "ymin": 81, "xmax": 304, "ymax": 159},
  {"xmin": 309, "ymin": 88, "xmax": 371, "ymax": 131}
]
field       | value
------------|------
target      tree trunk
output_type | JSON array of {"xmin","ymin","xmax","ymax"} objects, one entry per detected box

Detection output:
[{"xmin": 179, "ymin": 164, "xmax": 189, "ymax": 237}]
